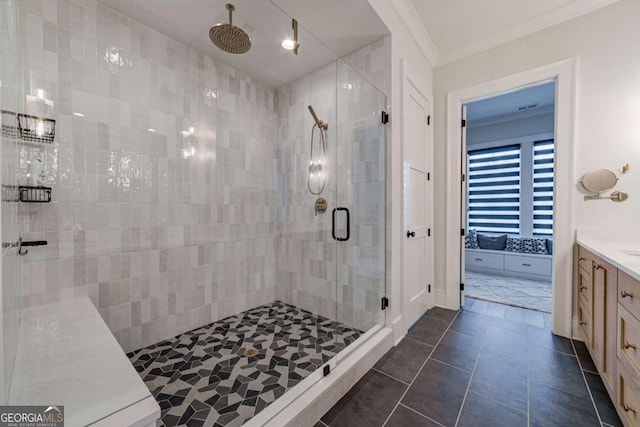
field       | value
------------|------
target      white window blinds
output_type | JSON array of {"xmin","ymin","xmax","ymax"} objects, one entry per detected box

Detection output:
[
  {"xmin": 533, "ymin": 139, "xmax": 554, "ymax": 236},
  {"xmin": 467, "ymin": 144, "xmax": 521, "ymax": 234}
]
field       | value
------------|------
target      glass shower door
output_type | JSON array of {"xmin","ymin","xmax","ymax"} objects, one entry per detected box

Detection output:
[{"xmin": 334, "ymin": 60, "xmax": 387, "ymax": 340}]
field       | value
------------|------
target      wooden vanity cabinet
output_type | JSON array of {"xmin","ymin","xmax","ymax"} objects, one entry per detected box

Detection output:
[{"xmin": 577, "ymin": 245, "xmax": 640, "ymax": 426}]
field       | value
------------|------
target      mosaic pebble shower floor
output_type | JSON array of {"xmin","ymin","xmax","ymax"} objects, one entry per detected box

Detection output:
[{"xmin": 128, "ymin": 301, "xmax": 362, "ymax": 426}]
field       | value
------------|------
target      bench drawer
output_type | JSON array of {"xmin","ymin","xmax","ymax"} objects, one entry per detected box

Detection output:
[
  {"xmin": 466, "ymin": 252, "xmax": 503, "ymax": 270},
  {"xmin": 504, "ymin": 254, "xmax": 551, "ymax": 276}
]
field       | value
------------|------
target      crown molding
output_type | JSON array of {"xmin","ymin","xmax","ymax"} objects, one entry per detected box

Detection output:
[
  {"xmin": 389, "ymin": 0, "xmax": 439, "ymax": 67},
  {"xmin": 436, "ymin": 0, "xmax": 621, "ymax": 66}
]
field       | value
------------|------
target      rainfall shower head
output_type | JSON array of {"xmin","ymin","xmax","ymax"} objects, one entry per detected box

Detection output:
[
  {"xmin": 209, "ymin": 4, "xmax": 252, "ymax": 54},
  {"xmin": 307, "ymin": 105, "xmax": 328, "ymax": 130}
]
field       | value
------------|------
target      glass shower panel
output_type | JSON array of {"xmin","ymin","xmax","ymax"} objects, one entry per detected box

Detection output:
[
  {"xmin": 334, "ymin": 60, "xmax": 387, "ymax": 336},
  {"xmin": 275, "ymin": 49, "xmax": 339, "ymax": 327}
]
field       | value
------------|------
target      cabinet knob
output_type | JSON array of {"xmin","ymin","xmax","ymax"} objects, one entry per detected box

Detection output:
[
  {"xmin": 594, "ymin": 264, "xmax": 604, "ymax": 271},
  {"xmin": 579, "ymin": 257, "xmax": 586, "ymax": 261},
  {"xmin": 579, "ymin": 321, "xmax": 587, "ymax": 326},
  {"xmin": 624, "ymin": 403, "xmax": 637, "ymax": 414},
  {"xmin": 580, "ymin": 286, "xmax": 587, "ymax": 291},
  {"xmin": 625, "ymin": 341, "xmax": 637, "ymax": 350},
  {"xmin": 621, "ymin": 290, "xmax": 634, "ymax": 299}
]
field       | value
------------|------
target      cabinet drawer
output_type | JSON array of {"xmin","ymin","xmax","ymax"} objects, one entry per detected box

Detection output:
[
  {"xmin": 619, "ymin": 304, "xmax": 640, "ymax": 380},
  {"xmin": 466, "ymin": 252, "xmax": 503, "ymax": 270},
  {"xmin": 619, "ymin": 271, "xmax": 640, "ymax": 320},
  {"xmin": 618, "ymin": 359, "xmax": 640, "ymax": 427},
  {"xmin": 579, "ymin": 299, "xmax": 592, "ymax": 347},
  {"xmin": 578, "ymin": 267, "xmax": 593, "ymax": 309},
  {"xmin": 578, "ymin": 245, "xmax": 593, "ymax": 274},
  {"xmin": 504, "ymin": 255, "xmax": 551, "ymax": 276}
]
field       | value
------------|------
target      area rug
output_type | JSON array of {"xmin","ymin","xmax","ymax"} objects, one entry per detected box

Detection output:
[{"xmin": 465, "ymin": 271, "xmax": 552, "ymax": 313}]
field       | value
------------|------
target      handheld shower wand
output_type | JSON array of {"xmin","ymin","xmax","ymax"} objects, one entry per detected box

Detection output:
[
  {"xmin": 307, "ymin": 105, "xmax": 328, "ymax": 130},
  {"xmin": 307, "ymin": 105, "xmax": 328, "ymax": 195}
]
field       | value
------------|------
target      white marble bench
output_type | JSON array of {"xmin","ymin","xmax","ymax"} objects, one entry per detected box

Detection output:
[{"xmin": 8, "ymin": 297, "xmax": 160, "ymax": 427}]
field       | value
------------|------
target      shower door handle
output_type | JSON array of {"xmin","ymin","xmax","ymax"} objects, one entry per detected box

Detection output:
[{"xmin": 332, "ymin": 207, "xmax": 350, "ymax": 242}]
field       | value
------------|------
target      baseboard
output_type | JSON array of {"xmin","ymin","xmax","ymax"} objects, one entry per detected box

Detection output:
[{"xmin": 391, "ymin": 315, "xmax": 404, "ymax": 345}]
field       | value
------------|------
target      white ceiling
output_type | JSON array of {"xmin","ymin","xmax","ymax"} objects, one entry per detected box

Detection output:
[
  {"xmin": 409, "ymin": 0, "xmax": 622, "ymax": 65},
  {"xmin": 96, "ymin": 0, "xmax": 388, "ymax": 87},
  {"xmin": 467, "ymin": 81, "xmax": 556, "ymax": 123},
  {"xmin": 95, "ymin": 0, "xmax": 622, "ymax": 85}
]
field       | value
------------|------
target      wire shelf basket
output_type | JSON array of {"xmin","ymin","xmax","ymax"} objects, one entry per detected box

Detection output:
[
  {"xmin": 1, "ymin": 110, "xmax": 20, "ymax": 139},
  {"xmin": 17, "ymin": 113, "xmax": 55, "ymax": 143},
  {"xmin": 1, "ymin": 110, "xmax": 55, "ymax": 144},
  {"xmin": 19, "ymin": 186, "xmax": 52, "ymax": 203}
]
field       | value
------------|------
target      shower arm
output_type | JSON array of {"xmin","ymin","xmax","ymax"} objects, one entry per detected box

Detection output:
[{"xmin": 307, "ymin": 105, "xmax": 328, "ymax": 130}]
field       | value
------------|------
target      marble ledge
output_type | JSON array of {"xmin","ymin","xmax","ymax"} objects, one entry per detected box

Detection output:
[
  {"xmin": 576, "ymin": 229, "xmax": 640, "ymax": 282},
  {"xmin": 9, "ymin": 297, "xmax": 159, "ymax": 427}
]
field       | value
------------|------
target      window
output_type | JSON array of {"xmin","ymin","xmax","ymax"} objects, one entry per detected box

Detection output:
[
  {"xmin": 466, "ymin": 139, "xmax": 555, "ymax": 237},
  {"xmin": 467, "ymin": 144, "xmax": 521, "ymax": 234},
  {"xmin": 533, "ymin": 139, "xmax": 554, "ymax": 235}
]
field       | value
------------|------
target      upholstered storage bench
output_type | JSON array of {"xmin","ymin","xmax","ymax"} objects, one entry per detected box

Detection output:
[{"xmin": 465, "ymin": 248, "xmax": 552, "ymax": 282}]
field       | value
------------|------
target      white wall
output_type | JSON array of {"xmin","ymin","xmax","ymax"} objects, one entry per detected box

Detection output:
[
  {"xmin": 467, "ymin": 111, "xmax": 554, "ymax": 146},
  {"xmin": 367, "ymin": 0, "xmax": 434, "ymax": 342},
  {"xmin": 433, "ymin": 0, "xmax": 640, "ymax": 297}
]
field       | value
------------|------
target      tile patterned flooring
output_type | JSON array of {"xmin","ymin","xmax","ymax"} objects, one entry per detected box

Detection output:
[
  {"xmin": 319, "ymin": 301, "xmax": 622, "ymax": 427},
  {"xmin": 465, "ymin": 271, "xmax": 552, "ymax": 313},
  {"xmin": 128, "ymin": 301, "xmax": 362, "ymax": 426}
]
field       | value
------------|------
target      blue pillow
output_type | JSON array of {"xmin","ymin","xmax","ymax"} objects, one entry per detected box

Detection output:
[{"xmin": 477, "ymin": 233, "xmax": 507, "ymax": 250}]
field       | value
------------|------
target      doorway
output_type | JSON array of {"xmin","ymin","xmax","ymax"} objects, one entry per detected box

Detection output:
[
  {"xmin": 461, "ymin": 83, "xmax": 556, "ymax": 327},
  {"xmin": 443, "ymin": 58, "xmax": 576, "ymax": 338}
]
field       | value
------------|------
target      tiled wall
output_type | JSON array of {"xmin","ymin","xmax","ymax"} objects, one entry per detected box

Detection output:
[
  {"xmin": 15, "ymin": 0, "xmax": 392, "ymax": 353},
  {"xmin": 18, "ymin": 0, "xmax": 279, "ymax": 352},
  {"xmin": 0, "ymin": 0, "xmax": 24, "ymax": 403}
]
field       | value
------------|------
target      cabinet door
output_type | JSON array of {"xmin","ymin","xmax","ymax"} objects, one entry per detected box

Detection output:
[{"xmin": 594, "ymin": 256, "xmax": 618, "ymax": 395}]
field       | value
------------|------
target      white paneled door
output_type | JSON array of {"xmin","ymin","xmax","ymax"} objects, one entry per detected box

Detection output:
[{"xmin": 403, "ymin": 70, "xmax": 433, "ymax": 330}]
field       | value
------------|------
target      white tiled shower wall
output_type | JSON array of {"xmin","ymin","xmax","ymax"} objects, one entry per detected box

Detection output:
[
  {"xmin": 16, "ymin": 0, "xmax": 391, "ymax": 352},
  {"xmin": 0, "ymin": 0, "xmax": 25, "ymax": 403},
  {"xmin": 18, "ymin": 0, "xmax": 279, "ymax": 351}
]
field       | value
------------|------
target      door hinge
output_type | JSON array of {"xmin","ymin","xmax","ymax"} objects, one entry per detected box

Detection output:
[
  {"xmin": 461, "ymin": 228, "xmax": 465, "ymax": 236},
  {"xmin": 323, "ymin": 364, "xmax": 330, "ymax": 376},
  {"xmin": 427, "ymin": 172, "xmax": 431, "ymax": 181},
  {"xmin": 427, "ymin": 115, "xmax": 431, "ymax": 125},
  {"xmin": 461, "ymin": 173, "xmax": 466, "ymax": 182},
  {"xmin": 461, "ymin": 119, "xmax": 466, "ymax": 127},
  {"xmin": 381, "ymin": 111, "xmax": 389, "ymax": 124},
  {"xmin": 427, "ymin": 228, "xmax": 431, "ymax": 237},
  {"xmin": 381, "ymin": 296, "xmax": 389, "ymax": 310},
  {"xmin": 460, "ymin": 283, "xmax": 465, "ymax": 291},
  {"xmin": 428, "ymin": 284, "xmax": 431, "ymax": 293}
]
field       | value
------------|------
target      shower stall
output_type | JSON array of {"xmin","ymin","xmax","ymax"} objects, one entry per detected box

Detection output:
[{"xmin": 2, "ymin": 0, "xmax": 389, "ymax": 425}]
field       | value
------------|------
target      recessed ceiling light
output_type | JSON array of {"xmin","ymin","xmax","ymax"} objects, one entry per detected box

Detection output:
[
  {"xmin": 281, "ymin": 39, "xmax": 295, "ymax": 50},
  {"xmin": 147, "ymin": 128, "xmax": 157, "ymax": 133},
  {"xmin": 72, "ymin": 112, "xmax": 85, "ymax": 117}
]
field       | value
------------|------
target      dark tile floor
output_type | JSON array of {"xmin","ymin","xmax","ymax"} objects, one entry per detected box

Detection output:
[{"xmin": 318, "ymin": 301, "xmax": 623, "ymax": 427}]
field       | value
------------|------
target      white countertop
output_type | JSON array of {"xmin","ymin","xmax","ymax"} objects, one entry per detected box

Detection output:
[
  {"xmin": 576, "ymin": 229, "xmax": 640, "ymax": 282},
  {"xmin": 9, "ymin": 297, "xmax": 158, "ymax": 427}
]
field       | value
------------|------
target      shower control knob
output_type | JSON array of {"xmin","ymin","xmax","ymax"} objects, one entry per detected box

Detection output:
[{"xmin": 407, "ymin": 230, "xmax": 416, "ymax": 238}]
